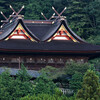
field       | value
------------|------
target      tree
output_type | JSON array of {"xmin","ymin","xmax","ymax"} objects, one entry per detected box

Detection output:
[
  {"xmin": 0, "ymin": 70, "xmax": 12, "ymax": 100},
  {"xmin": 40, "ymin": 66, "xmax": 65, "ymax": 80},
  {"xmin": 34, "ymin": 76, "xmax": 56, "ymax": 95},
  {"xmin": 85, "ymin": 0, "xmax": 100, "ymax": 44},
  {"xmin": 24, "ymin": 1, "xmax": 41, "ymax": 20},
  {"xmin": 65, "ymin": 61, "xmax": 90, "ymax": 76},
  {"xmin": 69, "ymin": 72, "xmax": 83, "ymax": 92},
  {"xmin": 24, "ymin": 0, "xmax": 53, "ymax": 20},
  {"xmin": 0, "ymin": 0, "xmax": 8, "ymax": 26},
  {"xmin": 66, "ymin": 0, "xmax": 88, "ymax": 38},
  {"xmin": 76, "ymin": 70, "xmax": 100, "ymax": 100},
  {"xmin": 89, "ymin": 58, "xmax": 100, "ymax": 72},
  {"xmin": 16, "ymin": 63, "xmax": 32, "ymax": 82},
  {"xmin": 0, "ymin": 65, "xmax": 34, "ymax": 100}
]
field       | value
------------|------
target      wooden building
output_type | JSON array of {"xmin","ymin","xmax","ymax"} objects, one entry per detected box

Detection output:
[{"xmin": 0, "ymin": 6, "xmax": 100, "ymax": 70}]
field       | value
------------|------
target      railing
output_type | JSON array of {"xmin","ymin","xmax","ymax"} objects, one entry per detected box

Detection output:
[{"xmin": 60, "ymin": 88, "xmax": 74, "ymax": 95}]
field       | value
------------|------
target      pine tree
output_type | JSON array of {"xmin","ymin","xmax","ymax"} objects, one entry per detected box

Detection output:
[{"xmin": 76, "ymin": 70, "xmax": 100, "ymax": 100}]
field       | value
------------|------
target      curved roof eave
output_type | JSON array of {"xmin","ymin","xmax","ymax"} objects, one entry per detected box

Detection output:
[
  {"xmin": 0, "ymin": 20, "xmax": 18, "ymax": 40},
  {"xmin": 20, "ymin": 19, "xmax": 40, "ymax": 41},
  {"xmin": 62, "ymin": 20, "xmax": 87, "ymax": 43},
  {"xmin": 0, "ymin": 19, "xmax": 40, "ymax": 41},
  {"xmin": 42, "ymin": 19, "xmax": 87, "ymax": 42},
  {"xmin": 41, "ymin": 21, "xmax": 61, "ymax": 41}
]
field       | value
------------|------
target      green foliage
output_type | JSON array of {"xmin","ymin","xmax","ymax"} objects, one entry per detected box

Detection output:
[
  {"xmin": 76, "ymin": 70, "xmax": 100, "ymax": 100},
  {"xmin": 0, "ymin": 65, "xmax": 34, "ymax": 100},
  {"xmin": 17, "ymin": 63, "xmax": 32, "ymax": 81},
  {"xmin": 89, "ymin": 58, "xmax": 100, "ymax": 69},
  {"xmin": 65, "ymin": 62, "xmax": 91, "ymax": 93},
  {"xmin": 89, "ymin": 58, "xmax": 100, "ymax": 81},
  {"xmin": 54, "ymin": 88, "xmax": 63, "ymax": 96},
  {"xmin": 66, "ymin": 0, "xmax": 88, "ymax": 38},
  {"xmin": 34, "ymin": 76, "xmax": 56, "ymax": 95},
  {"xmin": 0, "ymin": 71, "xmax": 12, "ymax": 100},
  {"xmin": 85, "ymin": 0, "xmax": 100, "ymax": 44},
  {"xmin": 24, "ymin": 1, "xmax": 41, "ymax": 20},
  {"xmin": 40, "ymin": 66, "xmax": 65, "ymax": 80},
  {"xmin": 65, "ymin": 61, "xmax": 89, "ymax": 76},
  {"xmin": 21, "ymin": 93, "xmax": 69, "ymax": 100},
  {"xmin": 69, "ymin": 72, "xmax": 83, "ymax": 92},
  {"xmin": 0, "ymin": 0, "xmax": 6, "ymax": 12},
  {"xmin": 87, "ymin": 35, "xmax": 100, "ymax": 45}
]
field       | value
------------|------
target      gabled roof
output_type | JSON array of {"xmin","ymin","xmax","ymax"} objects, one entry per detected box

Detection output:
[
  {"xmin": 0, "ymin": 15, "xmax": 100, "ymax": 56},
  {"xmin": 0, "ymin": 19, "xmax": 39, "ymax": 41},
  {"xmin": 41, "ymin": 20, "xmax": 86, "ymax": 42},
  {"xmin": 25, "ymin": 20, "xmax": 61, "ymax": 41},
  {"xmin": 0, "ymin": 18, "xmax": 86, "ymax": 42}
]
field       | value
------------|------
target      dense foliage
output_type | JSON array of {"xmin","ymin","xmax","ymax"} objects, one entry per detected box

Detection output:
[
  {"xmin": 0, "ymin": 66, "xmax": 34, "ymax": 100},
  {"xmin": 76, "ymin": 70, "xmax": 100, "ymax": 100},
  {"xmin": 69, "ymin": 72, "xmax": 83, "ymax": 92},
  {"xmin": 34, "ymin": 76, "xmax": 56, "ymax": 95},
  {"xmin": 0, "ymin": 0, "xmax": 100, "ymax": 44},
  {"xmin": 39, "ymin": 62, "xmax": 90, "ymax": 93},
  {"xmin": 65, "ymin": 61, "xmax": 90, "ymax": 76},
  {"xmin": 0, "ymin": 63, "xmax": 99, "ymax": 100},
  {"xmin": 20, "ymin": 93, "xmax": 71, "ymax": 100}
]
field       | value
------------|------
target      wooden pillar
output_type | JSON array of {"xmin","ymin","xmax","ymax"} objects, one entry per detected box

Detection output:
[{"xmin": 18, "ymin": 57, "xmax": 21, "ymax": 69}]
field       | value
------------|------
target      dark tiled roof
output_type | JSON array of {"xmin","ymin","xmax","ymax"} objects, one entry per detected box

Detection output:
[
  {"xmin": 0, "ymin": 20, "xmax": 18, "ymax": 40},
  {"xmin": 25, "ymin": 21, "xmax": 60, "ymax": 41},
  {"xmin": 0, "ymin": 18, "xmax": 99, "ymax": 55},
  {"xmin": 0, "ymin": 39, "xmax": 100, "ymax": 55},
  {"xmin": 0, "ymin": 67, "xmax": 40, "ymax": 77},
  {"xmin": 24, "ymin": 19, "xmax": 86, "ymax": 42},
  {"xmin": 0, "ymin": 18, "xmax": 86, "ymax": 42},
  {"xmin": 0, "ymin": 19, "xmax": 39, "ymax": 41}
]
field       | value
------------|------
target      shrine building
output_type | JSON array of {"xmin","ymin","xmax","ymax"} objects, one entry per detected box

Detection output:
[{"xmin": 0, "ymin": 6, "xmax": 100, "ymax": 70}]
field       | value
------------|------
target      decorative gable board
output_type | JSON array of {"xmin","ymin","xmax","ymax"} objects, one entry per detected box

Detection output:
[
  {"xmin": 5, "ymin": 24, "xmax": 35, "ymax": 41},
  {"xmin": 48, "ymin": 25, "xmax": 78, "ymax": 42}
]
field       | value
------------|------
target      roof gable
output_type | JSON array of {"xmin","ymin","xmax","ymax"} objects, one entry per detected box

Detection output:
[
  {"xmin": 5, "ymin": 23, "xmax": 35, "ymax": 41},
  {"xmin": 0, "ymin": 19, "xmax": 39, "ymax": 41},
  {"xmin": 62, "ymin": 20, "xmax": 86, "ymax": 43},
  {"xmin": 0, "ymin": 19, "xmax": 87, "ymax": 43},
  {"xmin": 48, "ymin": 24, "xmax": 78, "ymax": 42},
  {"xmin": 40, "ymin": 20, "xmax": 86, "ymax": 43}
]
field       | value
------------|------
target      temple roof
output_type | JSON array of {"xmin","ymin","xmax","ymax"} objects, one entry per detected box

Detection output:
[
  {"xmin": 0, "ymin": 19, "xmax": 39, "ymax": 41},
  {"xmin": 0, "ymin": 39, "xmax": 100, "ymax": 56},
  {"xmin": 0, "ymin": 18, "xmax": 86, "ymax": 42},
  {"xmin": 0, "ymin": 6, "xmax": 100, "ymax": 56}
]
